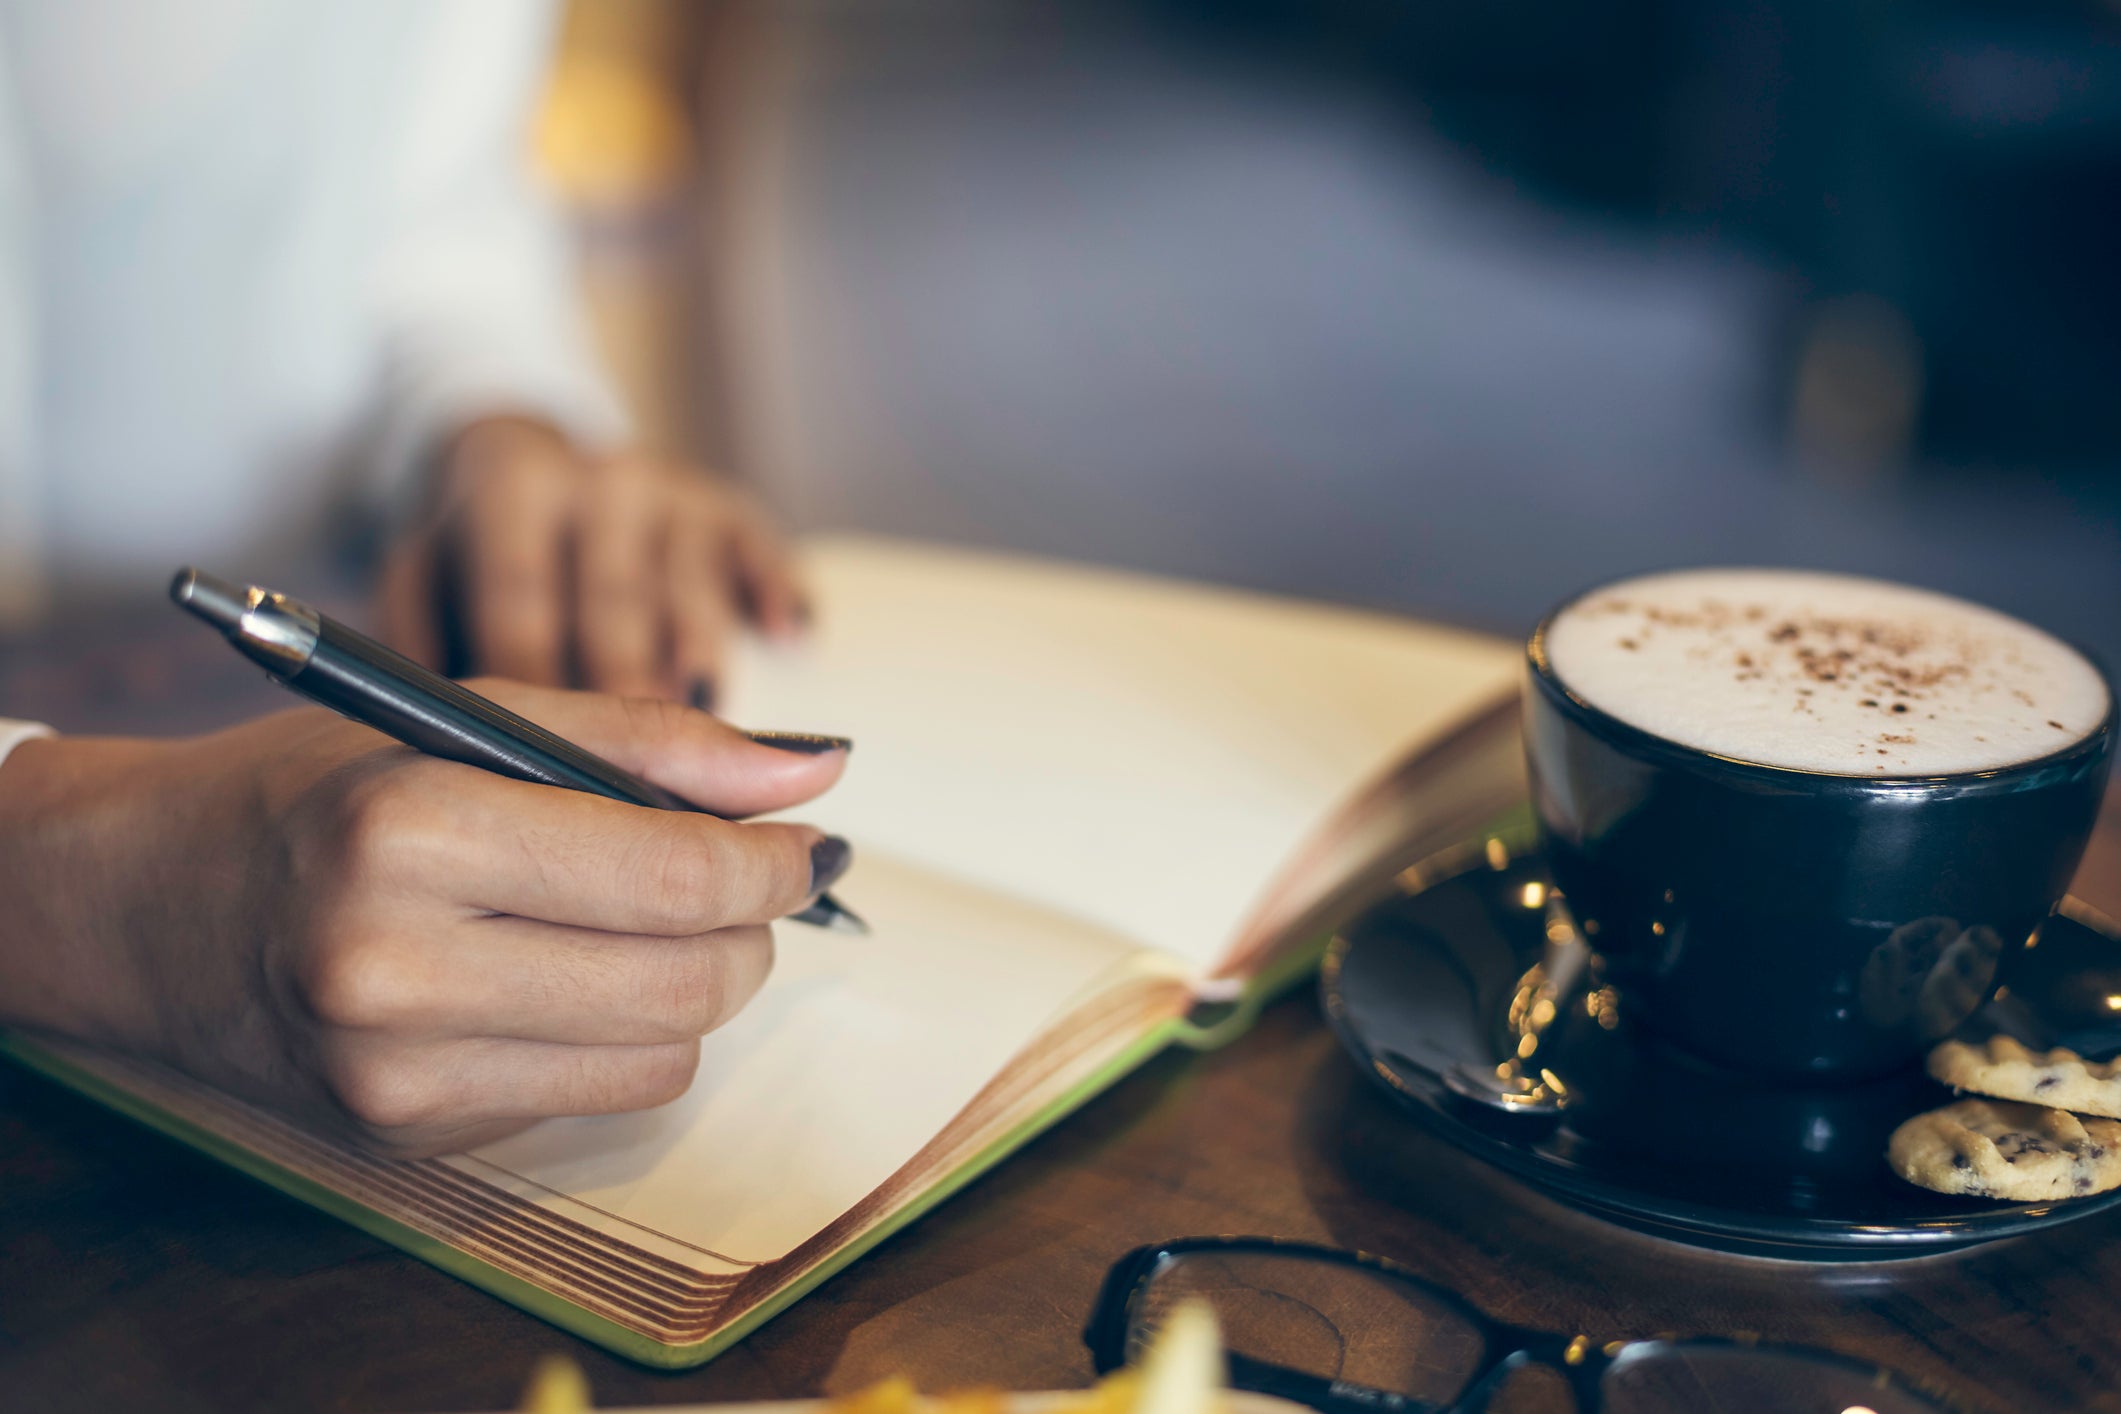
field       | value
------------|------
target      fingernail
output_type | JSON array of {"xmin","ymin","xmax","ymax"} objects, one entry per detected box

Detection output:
[
  {"xmin": 746, "ymin": 729, "xmax": 853, "ymax": 755},
  {"xmin": 688, "ymin": 677, "xmax": 717, "ymax": 712},
  {"xmin": 809, "ymin": 836, "xmax": 854, "ymax": 895}
]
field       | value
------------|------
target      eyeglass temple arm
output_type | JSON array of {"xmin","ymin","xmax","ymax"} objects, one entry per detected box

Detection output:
[{"xmin": 1222, "ymin": 1351, "xmax": 1449, "ymax": 1414}]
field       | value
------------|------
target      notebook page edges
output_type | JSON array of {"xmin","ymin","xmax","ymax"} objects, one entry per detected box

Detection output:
[
  {"xmin": 679, "ymin": 959, "xmax": 1197, "ymax": 1349},
  {"xmin": 724, "ymin": 536, "xmax": 1522, "ymax": 973},
  {"xmin": 447, "ymin": 849, "xmax": 1163, "ymax": 1265}
]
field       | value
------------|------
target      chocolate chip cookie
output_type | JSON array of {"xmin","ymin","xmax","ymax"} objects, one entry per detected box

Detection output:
[
  {"xmin": 1888, "ymin": 1097, "xmax": 2121, "ymax": 1200},
  {"xmin": 1928, "ymin": 1035, "xmax": 2121, "ymax": 1119}
]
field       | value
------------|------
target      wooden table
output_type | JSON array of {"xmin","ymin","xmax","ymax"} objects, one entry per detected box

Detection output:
[{"xmin": 4, "ymin": 606, "xmax": 2120, "ymax": 1414}]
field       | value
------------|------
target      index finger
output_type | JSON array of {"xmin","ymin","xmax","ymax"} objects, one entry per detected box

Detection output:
[
  {"xmin": 386, "ymin": 761, "xmax": 838, "ymax": 935},
  {"xmin": 461, "ymin": 462, "xmax": 571, "ymax": 686},
  {"xmin": 573, "ymin": 465, "xmax": 667, "ymax": 698},
  {"xmin": 725, "ymin": 493, "xmax": 809, "ymax": 641}
]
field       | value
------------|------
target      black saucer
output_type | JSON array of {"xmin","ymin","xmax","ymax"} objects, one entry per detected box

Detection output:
[{"xmin": 1321, "ymin": 832, "xmax": 2121, "ymax": 1261}]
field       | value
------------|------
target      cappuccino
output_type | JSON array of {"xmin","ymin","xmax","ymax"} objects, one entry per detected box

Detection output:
[{"xmin": 1542, "ymin": 569, "xmax": 2109, "ymax": 776}]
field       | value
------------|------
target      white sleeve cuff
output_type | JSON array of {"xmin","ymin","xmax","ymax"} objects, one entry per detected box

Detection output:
[
  {"xmin": 0, "ymin": 719, "xmax": 54, "ymax": 776},
  {"xmin": 366, "ymin": 330, "xmax": 633, "ymax": 523}
]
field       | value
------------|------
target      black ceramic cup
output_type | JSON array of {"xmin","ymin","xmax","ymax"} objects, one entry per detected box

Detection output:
[{"xmin": 1524, "ymin": 593, "xmax": 2116, "ymax": 1081}]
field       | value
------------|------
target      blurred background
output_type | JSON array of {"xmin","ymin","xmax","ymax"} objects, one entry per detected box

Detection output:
[{"xmin": 549, "ymin": 0, "xmax": 2119, "ymax": 659}]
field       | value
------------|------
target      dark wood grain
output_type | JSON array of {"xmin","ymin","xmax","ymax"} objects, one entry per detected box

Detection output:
[{"xmin": 3, "ymin": 616, "xmax": 2119, "ymax": 1414}]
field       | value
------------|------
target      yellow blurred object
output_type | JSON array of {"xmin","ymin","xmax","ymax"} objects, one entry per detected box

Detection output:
[
  {"xmin": 830, "ymin": 1375, "xmax": 923, "ymax": 1414},
  {"xmin": 1071, "ymin": 1372, "xmax": 1142, "ymax": 1414},
  {"xmin": 1131, "ymin": 1303, "xmax": 1226, "ymax": 1414},
  {"xmin": 827, "ymin": 1380, "xmax": 1013, "ymax": 1414},
  {"xmin": 930, "ymin": 1389, "xmax": 1008, "ymax": 1414},
  {"xmin": 517, "ymin": 1353, "xmax": 594, "ymax": 1414},
  {"xmin": 822, "ymin": 1304, "xmax": 1219, "ymax": 1414},
  {"xmin": 535, "ymin": 54, "xmax": 693, "ymax": 208},
  {"xmin": 496, "ymin": 1297, "xmax": 1221, "ymax": 1414},
  {"xmin": 501, "ymin": 1301, "xmax": 1220, "ymax": 1414}
]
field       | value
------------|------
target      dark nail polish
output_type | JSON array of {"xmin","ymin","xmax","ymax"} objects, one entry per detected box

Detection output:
[
  {"xmin": 746, "ymin": 729, "xmax": 853, "ymax": 755},
  {"xmin": 688, "ymin": 677, "xmax": 717, "ymax": 712},
  {"xmin": 809, "ymin": 836, "xmax": 854, "ymax": 895}
]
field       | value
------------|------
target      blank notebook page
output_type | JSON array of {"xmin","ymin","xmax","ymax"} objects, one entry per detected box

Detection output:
[
  {"xmin": 456, "ymin": 852, "xmax": 1152, "ymax": 1264},
  {"xmin": 724, "ymin": 536, "xmax": 1520, "ymax": 970}
]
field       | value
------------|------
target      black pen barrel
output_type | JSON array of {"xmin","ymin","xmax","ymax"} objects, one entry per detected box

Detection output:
[{"xmin": 295, "ymin": 618, "xmax": 691, "ymax": 812}]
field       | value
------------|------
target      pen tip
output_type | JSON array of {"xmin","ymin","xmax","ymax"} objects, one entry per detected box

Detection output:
[
  {"xmin": 787, "ymin": 895, "xmax": 871, "ymax": 935},
  {"xmin": 823, "ymin": 907, "xmax": 872, "ymax": 936},
  {"xmin": 169, "ymin": 567, "xmax": 249, "ymax": 632}
]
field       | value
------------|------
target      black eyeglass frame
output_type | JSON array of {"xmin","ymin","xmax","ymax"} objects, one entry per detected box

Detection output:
[{"xmin": 1083, "ymin": 1236, "xmax": 1971, "ymax": 1414}]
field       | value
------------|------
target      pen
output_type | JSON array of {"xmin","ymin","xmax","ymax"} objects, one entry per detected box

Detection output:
[{"xmin": 170, "ymin": 568, "xmax": 866, "ymax": 934}]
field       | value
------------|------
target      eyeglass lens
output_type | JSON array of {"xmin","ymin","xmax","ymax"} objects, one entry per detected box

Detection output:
[{"xmin": 1126, "ymin": 1250, "xmax": 1488, "ymax": 1405}]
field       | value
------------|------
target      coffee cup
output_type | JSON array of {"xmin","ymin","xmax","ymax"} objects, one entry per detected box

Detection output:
[{"xmin": 1523, "ymin": 569, "xmax": 2115, "ymax": 1080}]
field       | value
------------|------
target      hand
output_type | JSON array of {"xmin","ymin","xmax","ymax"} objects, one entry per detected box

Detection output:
[
  {"xmin": 0, "ymin": 685, "xmax": 851, "ymax": 1156},
  {"xmin": 379, "ymin": 417, "xmax": 807, "ymax": 705}
]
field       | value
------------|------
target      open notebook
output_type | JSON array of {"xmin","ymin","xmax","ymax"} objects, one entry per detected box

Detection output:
[{"xmin": 3, "ymin": 537, "xmax": 1522, "ymax": 1366}]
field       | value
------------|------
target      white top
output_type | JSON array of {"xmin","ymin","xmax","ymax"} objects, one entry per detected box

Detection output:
[
  {"xmin": 1543, "ymin": 568, "xmax": 2112, "ymax": 776},
  {"xmin": 0, "ymin": 0, "xmax": 628, "ymax": 623}
]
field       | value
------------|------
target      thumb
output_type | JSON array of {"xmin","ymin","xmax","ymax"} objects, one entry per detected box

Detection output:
[{"xmin": 469, "ymin": 680, "xmax": 852, "ymax": 819}]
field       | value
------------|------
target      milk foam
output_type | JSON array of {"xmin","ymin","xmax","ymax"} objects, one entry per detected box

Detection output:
[{"xmin": 1541, "ymin": 569, "xmax": 2110, "ymax": 775}]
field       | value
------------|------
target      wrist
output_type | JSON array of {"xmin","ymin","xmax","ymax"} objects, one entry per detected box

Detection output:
[{"xmin": 0, "ymin": 735, "xmax": 175, "ymax": 1048}]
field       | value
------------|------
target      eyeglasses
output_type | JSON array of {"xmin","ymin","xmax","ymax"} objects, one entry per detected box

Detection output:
[{"xmin": 1084, "ymin": 1238, "xmax": 1971, "ymax": 1414}]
